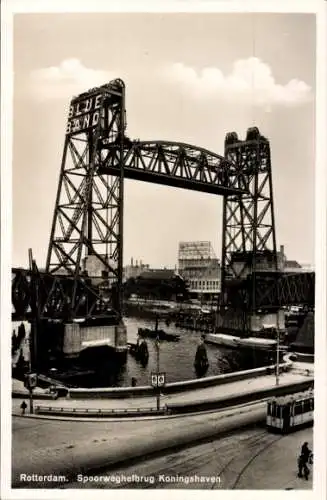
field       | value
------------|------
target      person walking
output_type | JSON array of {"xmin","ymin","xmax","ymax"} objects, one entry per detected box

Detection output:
[
  {"xmin": 298, "ymin": 442, "xmax": 312, "ymax": 480},
  {"xmin": 20, "ymin": 400, "xmax": 27, "ymax": 416}
]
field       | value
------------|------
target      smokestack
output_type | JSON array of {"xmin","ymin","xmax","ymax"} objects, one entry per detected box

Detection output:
[{"xmin": 131, "ymin": 257, "xmax": 133, "ymax": 266}]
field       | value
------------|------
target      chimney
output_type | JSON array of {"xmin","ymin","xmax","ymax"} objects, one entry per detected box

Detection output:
[
  {"xmin": 280, "ymin": 245, "xmax": 284, "ymax": 256},
  {"xmin": 131, "ymin": 257, "xmax": 133, "ymax": 266}
]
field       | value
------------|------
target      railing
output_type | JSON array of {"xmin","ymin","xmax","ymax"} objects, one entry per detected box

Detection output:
[
  {"xmin": 34, "ymin": 376, "xmax": 314, "ymax": 418},
  {"xmin": 68, "ymin": 357, "xmax": 293, "ymax": 399},
  {"xmin": 34, "ymin": 406, "xmax": 166, "ymax": 417}
]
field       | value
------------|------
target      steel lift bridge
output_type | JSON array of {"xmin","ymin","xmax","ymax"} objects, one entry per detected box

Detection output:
[{"xmin": 12, "ymin": 79, "xmax": 314, "ymax": 366}]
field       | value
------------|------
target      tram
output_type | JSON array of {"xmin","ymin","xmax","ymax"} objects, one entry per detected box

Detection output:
[{"xmin": 266, "ymin": 389, "xmax": 314, "ymax": 433}]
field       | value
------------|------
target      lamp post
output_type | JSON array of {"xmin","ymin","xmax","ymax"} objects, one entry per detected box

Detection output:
[
  {"xmin": 276, "ymin": 310, "xmax": 280, "ymax": 386},
  {"xmin": 155, "ymin": 336, "xmax": 160, "ymax": 411}
]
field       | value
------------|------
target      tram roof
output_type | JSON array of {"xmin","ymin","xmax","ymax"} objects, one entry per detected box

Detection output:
[{"xmin": 268, "ymin": 389, "xmax": 314, "ymax": 406}]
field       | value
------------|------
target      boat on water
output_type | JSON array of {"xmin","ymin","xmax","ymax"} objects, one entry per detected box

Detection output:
[
  {"xmin": 205, "ymin": 333, "xmax": 279, "ymax": 351},
  {"xmin": 205, "ymin": 333, "xmax": 241, "ymax": 348},
  {"xmin": 194, "ymin": 341, "xmax": 209, "ymax": 376},
  {"xmin": 237, "ymin": 337, "xmax": 277, "ymax": 351},
  {"xmin": 138, "ymin": 328, "xmax": 180, "ymax": 342},
  {"xmin": 127, "ymin": 341, "xmax": 149, "ymax": 364}
]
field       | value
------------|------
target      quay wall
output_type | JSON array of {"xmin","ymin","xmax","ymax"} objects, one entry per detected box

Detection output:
[{"xmin": 68, "ymin": 354, "xmax": 294, "ymax": 399}]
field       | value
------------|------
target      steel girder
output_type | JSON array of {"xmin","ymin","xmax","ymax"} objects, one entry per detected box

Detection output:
[
  {"xmin": 252, "ymin": 272, "xmax": 315, "ymax": 310},
  {"xmin": 12, "ymin": 267, "xmax": 114, "ymax": 322},
  {"xmin": 44, "ymin": 78, "xmax": 248, "ymax": 321},
  {"xmin": 45, "ymin": 79, "xmax": 125, "ymax": 319},
  {"xmin": 98, "ymin": 140, "xmax": 247, "ymax": 196},
  {"xmin": 222, "ymin": 272, "xmax": 315, "ymax": 311},
  {"xmin": 220, "ymin": 127, "xmax": 278, "ymax": 309}
]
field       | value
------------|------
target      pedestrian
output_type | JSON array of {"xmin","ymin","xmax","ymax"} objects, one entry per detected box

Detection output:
[
  {"xmin": 20, "ymin": 400, "xmax": 27, "ymax": 416},
  {"xmin": 297, "ymin": 442, "xmax": 312, "ymax": 480}
]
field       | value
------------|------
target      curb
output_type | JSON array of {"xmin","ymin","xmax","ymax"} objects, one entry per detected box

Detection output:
[
  {"xmin": 25, "ymin": 377, "xmax": 313, "ymax": 419},
  {"xmin": 13, "ymin": 400, "xmax": 266, "ymax": 423},
  {"xmin": 67, "ymin": 358, "xmax": 293, "ymax": 399}
]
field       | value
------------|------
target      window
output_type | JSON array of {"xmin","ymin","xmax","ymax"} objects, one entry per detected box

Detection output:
[
  {"xmin": 294, "ymin": 401, "xmax": 304, "ymax": 416},
  {"xmin": 269, "ymin": 402, "xmax": 278, "ymax": 417},
  {"xmin": 303, "ymin": 400, "xmax": 311, "ymax": 413},
  {"xmin": 281, "ymin": 405, "xmax": 291, "ymax": 419}
]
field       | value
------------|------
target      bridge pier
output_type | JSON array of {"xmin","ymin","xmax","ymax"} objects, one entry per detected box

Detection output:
[
  {"xmin": 63, "ymin": 321, "xmax": 127, "ymax": 360},
  {"xmin": 216, "ymin": 309, "xmax": 285, "ymax": 336}
]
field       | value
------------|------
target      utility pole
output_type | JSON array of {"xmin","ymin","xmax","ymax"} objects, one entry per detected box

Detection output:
[
  {"xmin": 155, "ymin": 314, "xmax": 160, "ymax": 410},
  {"xmin": 29, "ymin": 387, "xmax": 34, "ymax": 414},
  {"xmin": 276, "ymin": 311, "xmax": 280, "ymax": 386},
  {"xmin": 155, "ymin": 335, "xmax": 160, "ymax": 411}
]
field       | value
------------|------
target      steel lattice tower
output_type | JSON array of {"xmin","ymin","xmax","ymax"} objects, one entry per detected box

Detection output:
[
  {"xmin": 220, "ymin": 127, "xmax": 278, "ymax": 314},
  {"xmin": 46, "ymin": 79, "xmax": 126, "ymax": 319}
]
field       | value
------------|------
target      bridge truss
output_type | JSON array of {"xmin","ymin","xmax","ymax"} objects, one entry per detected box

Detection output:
[
  {"xmin": 13, "ymin": 79, "xmax": 315, "ymax": 330},
  {"xmin": 45, "ymin": 79, "xmax": 247, "ymax": 320}
]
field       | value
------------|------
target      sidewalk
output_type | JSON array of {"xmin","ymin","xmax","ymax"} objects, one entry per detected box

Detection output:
[
  {"xmin": 12, "ymin": 370, "xmax": 313, "ymax": 415},
  {"xmin": 235, "ymin": 427, "xmax": 313, "ymax": 490}
]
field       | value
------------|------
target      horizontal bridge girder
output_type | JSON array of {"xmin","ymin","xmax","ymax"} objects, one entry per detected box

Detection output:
[
  {"xmin": 223, "ymin": 272, "xmax": 315, "ymax": 310},
  {"xmin": 98, "ymin": 140, "xmax": 248, "ymax": 196},
  {"xmin": 12, "ymin": 268, "xmax": 118, "ymax": 321}
]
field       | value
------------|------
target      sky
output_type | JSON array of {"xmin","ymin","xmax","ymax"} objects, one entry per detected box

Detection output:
[{"xmin": 12, "ymin": 12, "xmax": 316, "ymax": 269}]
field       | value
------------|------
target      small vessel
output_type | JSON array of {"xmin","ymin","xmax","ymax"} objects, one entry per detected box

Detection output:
[
  {"xmin": 128, "ymin": 340, "xmax": 149, "ymax": 365},
  {"xmin": 137, "ymin": 328, "xmax": 180, "ymax": 342},
  {"xmin": 237, "ymin": 337, "xmax": 277, "ymax": 351},
  {"xmin": 205, "ymin": 333, "xmax": 241, "ymax": 348},
  {"xmin": 194, "ymin": 340, "xmax": 209, "ymax": 376},
  {"xmin": 204, "ymin": 333, "xmax": 279, "ymax": 351}
]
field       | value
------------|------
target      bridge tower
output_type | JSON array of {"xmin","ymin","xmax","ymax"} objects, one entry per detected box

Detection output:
[
  {"xmin": 45, "ymin": 79, "xmax": 127, "ymax": 358},
  {"xmin": 46, "ymin": 79, "xmax": 125, "ymax": 318},
  {"xmin": 218, "ymin": 127, "xmax": 278, "ymax": 333}
]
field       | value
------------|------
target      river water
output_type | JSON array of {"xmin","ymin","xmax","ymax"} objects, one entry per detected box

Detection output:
[
  {"xmin": 74, "ymin": 317, "xmax": 270, "ymax": 388},
  {"xmin": 12, "ymin": 318, "xmax": 271, "ymax": 388}
]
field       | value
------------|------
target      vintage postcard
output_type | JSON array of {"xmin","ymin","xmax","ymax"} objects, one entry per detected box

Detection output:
[{"xmin": 1, "ymin": 1, "xmax": 326, "ymax": 499}]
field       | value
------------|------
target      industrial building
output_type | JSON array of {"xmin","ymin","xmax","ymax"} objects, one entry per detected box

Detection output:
[
  {"xmin": 177, "ymin": 241, "xmax": 221, "ymax": 302},
  {"xmin": 123, "ymin": 258, "xmax": 150, "ymax": 282}
]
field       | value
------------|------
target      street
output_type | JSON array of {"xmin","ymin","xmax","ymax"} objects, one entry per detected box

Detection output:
[{"xmin": 66, "ymin": 426, "xmax": 313, "ymax": 490}]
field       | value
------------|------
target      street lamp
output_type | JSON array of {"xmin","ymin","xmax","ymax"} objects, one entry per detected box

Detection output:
[
  {"xmin": 155, "ymin": 336, "xmax": 160, "ymax": 411},
  {"xmin": 276, "ymin": 310, "xmax": 281, "ymax": 386}
]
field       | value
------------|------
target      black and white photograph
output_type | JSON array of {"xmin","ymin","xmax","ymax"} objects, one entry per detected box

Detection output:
[{"xmin": 1, "ymin": 0, "xmax": 326, "ymax": 498}]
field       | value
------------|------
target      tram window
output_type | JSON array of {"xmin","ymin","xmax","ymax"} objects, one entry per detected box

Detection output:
[
  {"xmin": 282, "ymin": 405, "xmax": 290, "ymax": 419},
  {"xmin": 274, "ymin": 405, "xmax": 279, "ymax": 418},
  {"xmin": 269, "ymin": 403, "xmax": 277, "ymax": 417},
  {"xmin": 294, "ymin": 403, "xmax": 303, "ymax": 416},
  {"xmin": 303, "ymin": 400, "xmax": 311, "ymax": 413}
]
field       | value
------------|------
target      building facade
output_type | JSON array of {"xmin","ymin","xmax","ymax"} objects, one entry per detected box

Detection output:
[
  {"xmin": 178, "ymin": 241, "xmax": 221, "ymax": 302},
  {"xmin": 123, "ymin": 258, "xmax": 150, "ymax": 282}
]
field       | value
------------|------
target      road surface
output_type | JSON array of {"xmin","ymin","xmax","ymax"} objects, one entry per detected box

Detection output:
[
  {"xmin": 12, "ymin": 403, "xmax": 266, "ymax": 487},
  {"xmin": 66, "ymin": 426, "xmax": 313, "ymax": 490},
  {"xmin": 12, "ymin": 369, "xmax": 313, "ymax": 413}
]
